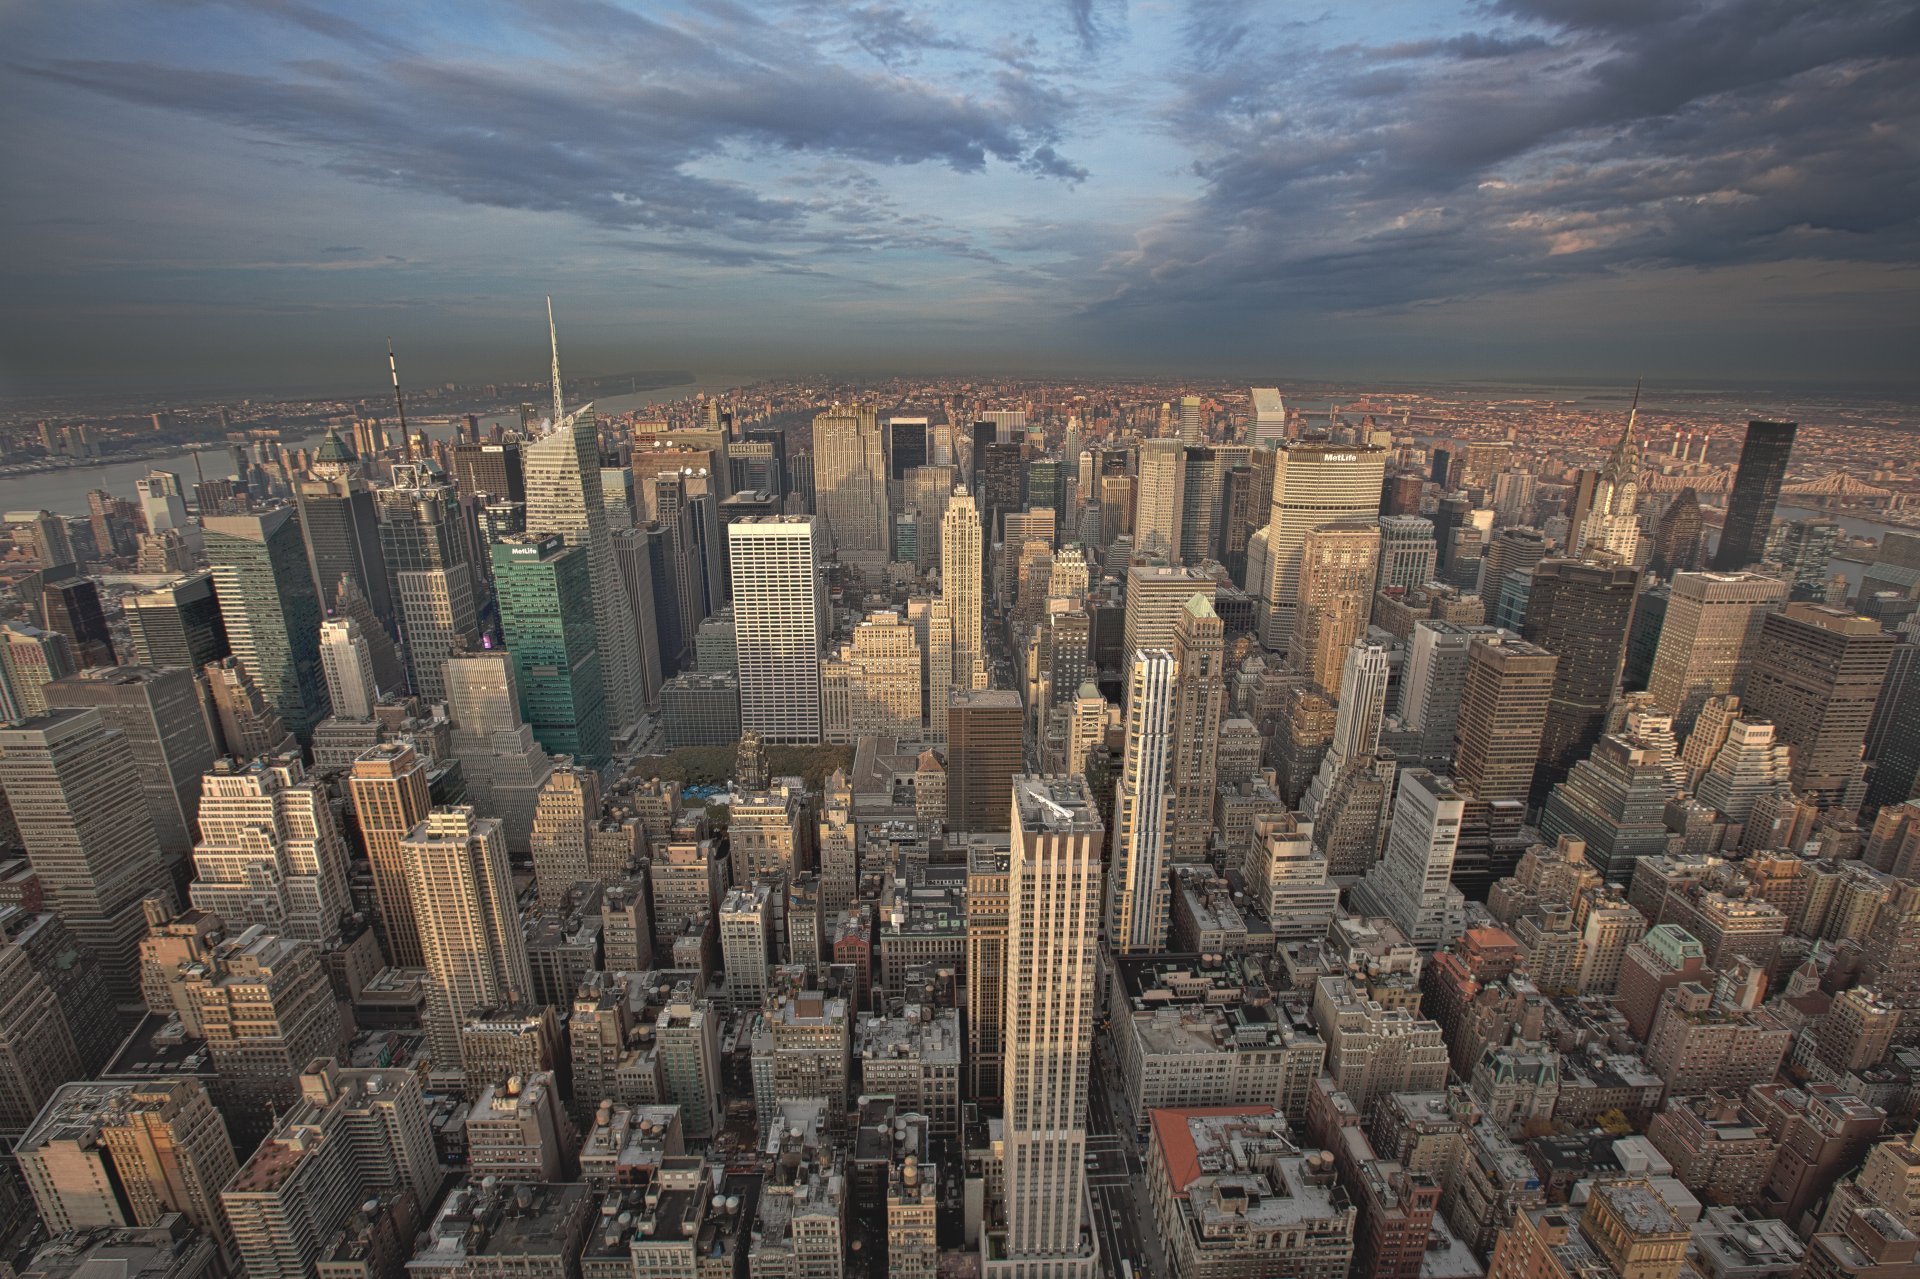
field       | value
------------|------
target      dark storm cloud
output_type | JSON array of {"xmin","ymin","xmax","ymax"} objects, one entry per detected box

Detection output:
[
  {"xmin": 1095, "ymin": 0, "xmax": 1920, "ymax": 329},
  {"xmin": 21, "ymin": 0, "xmax": 1084, "ymax": 253}
]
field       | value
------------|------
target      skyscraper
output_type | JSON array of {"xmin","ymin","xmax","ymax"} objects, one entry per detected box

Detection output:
[
  {"xmin": 1250, "ymin": 388, "xmax": 1287, "ymax": 445},
  {"xmin": 203, "ymin": 508, "xmax": 330, "ymax": 742},
  {"xmin": 821, "ymin": 609, "xmax": 923, "ymax": 743},
  {"xmin": 1289, "ymin": 522, "xmax": 1381, "ymax": 695},
  {"xmin": 948, "ymin": 689, "xmax": 1024, "ymax": 833},
  {"xmin": 41, "ymin": 577, "xmax": 115, "ymax": 668},
  {"xmin": 348, "ymin": 742, "xmax": 433, "ymax": 968},
  {"xmin": 1478, "ymin": 526, "xmax": 1548, "ymax": 630},
  {"xmin": 444, "ymin": 650, "xmax": 554, "ymax": 854},
  {"xmin": 1576, "ymin": 402, "xmax": 1643, "ymax": 563},
  {"xmin": 813, "ymin": 406, "xmax": 890, "ymax": 576},
  {"xmin": 1647, "ymin": 570, "xmax": 1787, "ymax": 733},
  {"xmin": 1253, "ymin": 440, "xmax": 1386, "ymax": 649},
  {"xmin": 189, "ymin": 756, "xmax": 352, "ymax": 944},
  {"xmin": 404, "ymin": 807, "xmax": 532, "ymax": 1069},
  {"xmin": 45, "ymin": 665, "xmax": 219, "ymax": 860},
  {"xmin": 941, "ymin": 490, "xmax": 986, "ymax": 691},
  {"xmin": 1712, "ymin": 420, "xmax": 1797, "ymax": 572},
  {"xmin": 376, "ymin": 477, "xmax": 478, "ymax": 702},
  {"xmin": 491, "ymin": 533, "xmax": 611, "ymax": 771},
  {"xmin": 728, "ymin": 516, "xmax": 826, "ymax": 743},
  {"xmin": 293, "ymin": 472, "xmax": 392, "ymax": 628},
  {"xmin": 1523, "ymin": 559, "xmax": 1642, "ymax": 804},
  {"xmin": 523, "ymin": 328, "xmax": 645, "ymax": 740},
  {"xmin": 998, "ymin": 776, "xmax": 1102, "ymax": 1276},
  {"xmin": 135, "ymin": 470, "xmax": 188, "ymax": 534},
  {"xmin": 1168, "ymin": 596, "xmax": 1225, "ymax": 862},
  {"xmin": 1302, "ymin": 639, "xmax": 1392, "ymax": 819},
  {"xmin": 0, "ymin": 709, "xmax": 175, "ymax": 1001},
  {"xmin": 1742, "ymin": 603, "xmax": 1897, "ymax": 808},
  {"xmin": 1351, "ymin": 769, "xmax": 1468, "ymax": 948},
  {"xmin": 1122, "ymin": 565, "xmax": 1216, "ymax": 672},
  {"xmin": 318, "ymin": 615, "xmax": 379, "ymax": 719},
  {"xmin": 1178, "ymin": 446, "xmax": 1220, "ymax": 565},
  {"xmin": 0, "ymin": 622, "xmax": 77, "ymax": 722},
  {"xmin": 1133, "ymin": 439, "xmax": 1186, "ymax": 562},
  {"xmin": 1648, "ymin": 489, "xmax": 1704, "ymax": 578},
  {"xmin": 1107, "ymin": 650, "xmax": 1175, "ymax": 954},
  {"xmin": 1453, "ymin": 633, "xmax": 1558, "ymax": 808},
  {"xmin": 121, "ymin": 574, "xmax": 229, "ymax": 672},
  {"xmin": 1377, "ymin": 515, "xmax": 1438, "ymax": 590}
]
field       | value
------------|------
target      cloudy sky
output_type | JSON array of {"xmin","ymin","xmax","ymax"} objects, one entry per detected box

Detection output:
[{"xmin": 4, "ymin": 0, "xmax": 1917, "ymax": 396}]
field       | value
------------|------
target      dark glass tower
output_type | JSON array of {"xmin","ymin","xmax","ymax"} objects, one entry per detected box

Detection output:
[
  {"xmin": 1711, "ymin": 419, "xmax": 1797, "ymax": 571},
  {"xmin": 1523, "ymin": 558, "xmax": 1642, "ymax": 806}
]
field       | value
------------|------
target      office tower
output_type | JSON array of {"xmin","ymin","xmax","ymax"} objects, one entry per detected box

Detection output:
[
  {"xmin": 189, "ymin": 757, "xmax": 352, "ymax": 943},
  {"xmin": 1453, "ymin": 633, "xmax": 1558, "ymax": 808},
  {"xmin": 17, "ymin": 1079, "xmax": 239, "ymax": 1259},
  {"xmin": 1647, "ymin": 571, "xmax": 1787, "ymax": 733},
  {"xmin": 981, "ymin": 439, "xmax": 1025, "ymax": 533},
  {"xmin": 1178, "ymin": 394, "xmax": 1204, "ymax": 443},
  {"xmin": 441, "ymin": 651, "xmax": 553, "ymax": 855},
  {"xmin": 202, "ymin": 657, "xmax": 295, "ymax": 759},
  {"xmin": 1377, "ymin": 515, "xmax": 1438, "ymax": 590},
  {"xmin": 948, "ymin": 689, "xmax": 1024, "ymax": 832},
  {"xmin": 1217, "ymin": 464, "xmax": 1258, "ymax": 584},
  {"xmin": 937, "ymin": 490, "xmax": 984, "ymax": 693},
  {"xmin": 524, "ymin": 391, "xmax": 646, "ymax": 740},
  {"xmin": 608, "ymin": 526, "xmax": 665, "ymax": 708},
  {"xmin": 1352, "ymin": 770, "xmax": 1469, "ymax": 947},
  {"xmin": 491, "ymin": 533, "xmax": 611, "ymax": 770},
  {"xmin": 1107, "ymin": 650, "xmax": 1176, "ymax": 954},
  {"xmin": 1770, "ymin": 517, "xmax": 1841, "ymax": 601},
  {"xmin": 1743, "ymin": 603, "xmax": 1897, "ymax": 808},
  {"xmin": 40, "ymin": 577, "xmax": 115, "ymax": 667},
  {"xmin": 293, "ymin": 472, "xmax": 392, "ymax": 627},
  {"xmin": 1393, "ymin": 620, "xmax": 1493, "ymax": 763},
  {"xmin": 999, "ymin": 776, "xmax": 1102, "ymax": 1274},
  {"xmin": 1538, "ymin": 735, "xmax": 1674, "ymax": 883},
  {"xmin": 122, "ymin": 574, "xmax": 229, "ymax": 672},
  {"xmin": 1648, "ymin": 488, "xmax": 1704, "ymax": 578},
  {"xmin": 1178, "ymin": 446, "xmax": 1220, "ymax": 565},
  {"xmin": 44, "ymin": 667, "xmax": 215, "ymax": 861},
  {"xmin": 887, "ymin": 414, "xmax": 929, "ymax": 484},
  {"xmin": 1694, "ymin": 718, "xmax": 1793, "ymax": 827},
  {"xmin": 822, "ymin": 610, "xmax": 923, "ymax": 743},
  {"xmin": 815, "ymin": 770, "xmax": 857, "ymax": 920},
  {"xmin": 812, "ymin": 405, "xmax": 890, "ymax": 575},
  {"xmin": 1478, "ymin": 526, "xmax": 1548, "ymax": 629},
  {"xmin": 0, "ymin": 939, "xmax": 85, "ymax": 1133},
  {"xmin": 729, "ymin": 783, "xmax": 803, "ymax": 887},
  {"xmin": 348, "ymin": 742, "xmax": 433, "ymax": 968},
  {"xmin": 729, "ymin": 516, "xmax": 826, "ymax": 743},
  {"xmin": 528, "ymin": 763, "xmax": 601, "ymax": 907},
  {"xmin": 1254, "ymin": 439, "xmax": 1387, "ymax": 649},
  {"xmin": 453, "ymin": 439, "xmax": 525, "ymax": 502},
  {"xmin": 1133, "ymin": 438, "xmax": 1186, "ymax": 562},
  {"xmin": 1168, "ymin": 597, "xmax": 1225, "ymax": 861},
  {"xmin": 1289, "ymin": 522, "xmax": 1380, "ymax": 695},
  {"xmin": 404, "ymin": 807, "xmax": 531, "ymax": 1068},
  {"xmin": 963, "ymin": 843, "xmax": 1011, "ymax": 1100},
  {"xmin": 1428, "ymin": 491, "xmax": 1470, "ymax": 574},
  {"xmin": 136, "ymin": 470, "xmax": 188, "ymax": 533},
  {"xmin": 0, "ymin": 622, "xmax": 76, "ymax": 721},
  {"xmin": 1577, "ymin": 405, "xmax": 1643, "ymax": 562},
  {"xmin": 1523, "ymin": 558, "xmax": 1641, "ymax": 803},
  {"xmin": 1251, "ymin": 388, "xmax": 1287, "ymax": 445},
  {"xmin": 0, "ymin": 710, "xmax": 173, "ymax": 1002},
  {"xmin": 376, "ymin": 478, "xmax": 478, "ymax": 702},
  {"xmin": 1712, "ymin": 420, "xmax": 1798, "ymax": 571},
  {"xmin": 1302, "ymin": 639, "xmax": 1392, "ymax": 818},
  {"xmin": 18, "ymin": 510, "xmax": 75, "ymax": 570},
  {"xmin": 719, "ymin": 883, "xmax": 772, "ymax": 1008},
  {"xmin": 1123, "ymin": 565, "xmax": 1215, "ymax": 672},
  {"xmin": 318, "ymin": 615, "xmax": 379, "ymax": 719},
  {"xmin": 203, "ymin": 508, "xmax": 330, "ymax": 742}
]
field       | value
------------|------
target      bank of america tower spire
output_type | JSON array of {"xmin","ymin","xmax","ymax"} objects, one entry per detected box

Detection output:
[{"xmin": 522, "ymin": 299, "xmax": 647, "ymax": 742}]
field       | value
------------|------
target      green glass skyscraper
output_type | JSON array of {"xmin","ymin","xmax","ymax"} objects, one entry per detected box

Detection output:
[{"xmin": 492, "ymin": 533, "xmax": 611, "ymax": 771}]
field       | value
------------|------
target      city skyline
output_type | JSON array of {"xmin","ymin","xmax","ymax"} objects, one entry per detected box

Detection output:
[{"xmin": 5, "ymin": 1, "xmax": 1918, "ymax": 395}]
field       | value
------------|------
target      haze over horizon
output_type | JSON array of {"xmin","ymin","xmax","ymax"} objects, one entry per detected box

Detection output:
[{"xmin": 4, "ymin": 0, "xmax": 1917, "ymax": 397}]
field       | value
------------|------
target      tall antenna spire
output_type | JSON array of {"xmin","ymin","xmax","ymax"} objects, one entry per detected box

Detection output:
[
  {"xmin": 547, "ymin": 296, "xmax": 565, "ymax": 429},
  {"xmin": 388, "ymin": 338, "xmax": 413, "ymax": 460}
]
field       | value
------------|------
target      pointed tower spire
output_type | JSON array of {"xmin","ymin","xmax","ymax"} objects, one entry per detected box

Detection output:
[
  {"xmin": 547, "ymin": 296, "xmax": 565, "ymax": 430},
  {"xmin": 388, "ymin": 337, "xmax": 413, "ymax": 460}
]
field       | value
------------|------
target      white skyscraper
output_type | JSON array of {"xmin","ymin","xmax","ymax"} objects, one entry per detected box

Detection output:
[
  {"xmin": 1106, "ymin": 650, "xmax": 1175, "ymax": 953},
  {"xmin": 135, "ymin": 470, "xmax": 188, "ymax": 533},
  {"xmin": 318, "ymin": 616, "xmax": 378, "ymax": 719},
  {"xmin": 1351, "ymin": 769, "xmax": 1468, "ymax": 948},
  {"xmin": 1133, "ymin": 439, "xmax": 1185, "ymax": 562},
  {"xmin": 403, "ymin": 807, "xmax": 531, "ymax": 1068},
  {"xmin": 942, "ymin": 491, "xmax": 986, "ymax": 691},
  {"xmin": 728, "ymin": 516, "xmax": 826, "ymax": 743},
  {"xmin": 523, "ymin": 303, "xmax": 645, "ymax": 739},
  {"xmin": 443, "ymin": 651, "xmax": 554, "ymax": 854},
  {"xmin": 189, "ymin": 756, "xmax": 352, "ymax": 944},
  {"xmin": 1302, "ymin": 640, "xmax": 1391, "ymax": 819},
  {"xmin": 996, "ymin": 776, "xmax": 1102, "ymax": 1277},
  {"xmin": 1579, "ymin": 403, "xmax": 1644, "ymax": 564},
  {"xmin": 1255, "ymin": 440, "xmax": 1387, "ymax": 649},
  {"xmin": 1250, "ymin": 388, "xmax": 1287, "ymax": 446}
]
